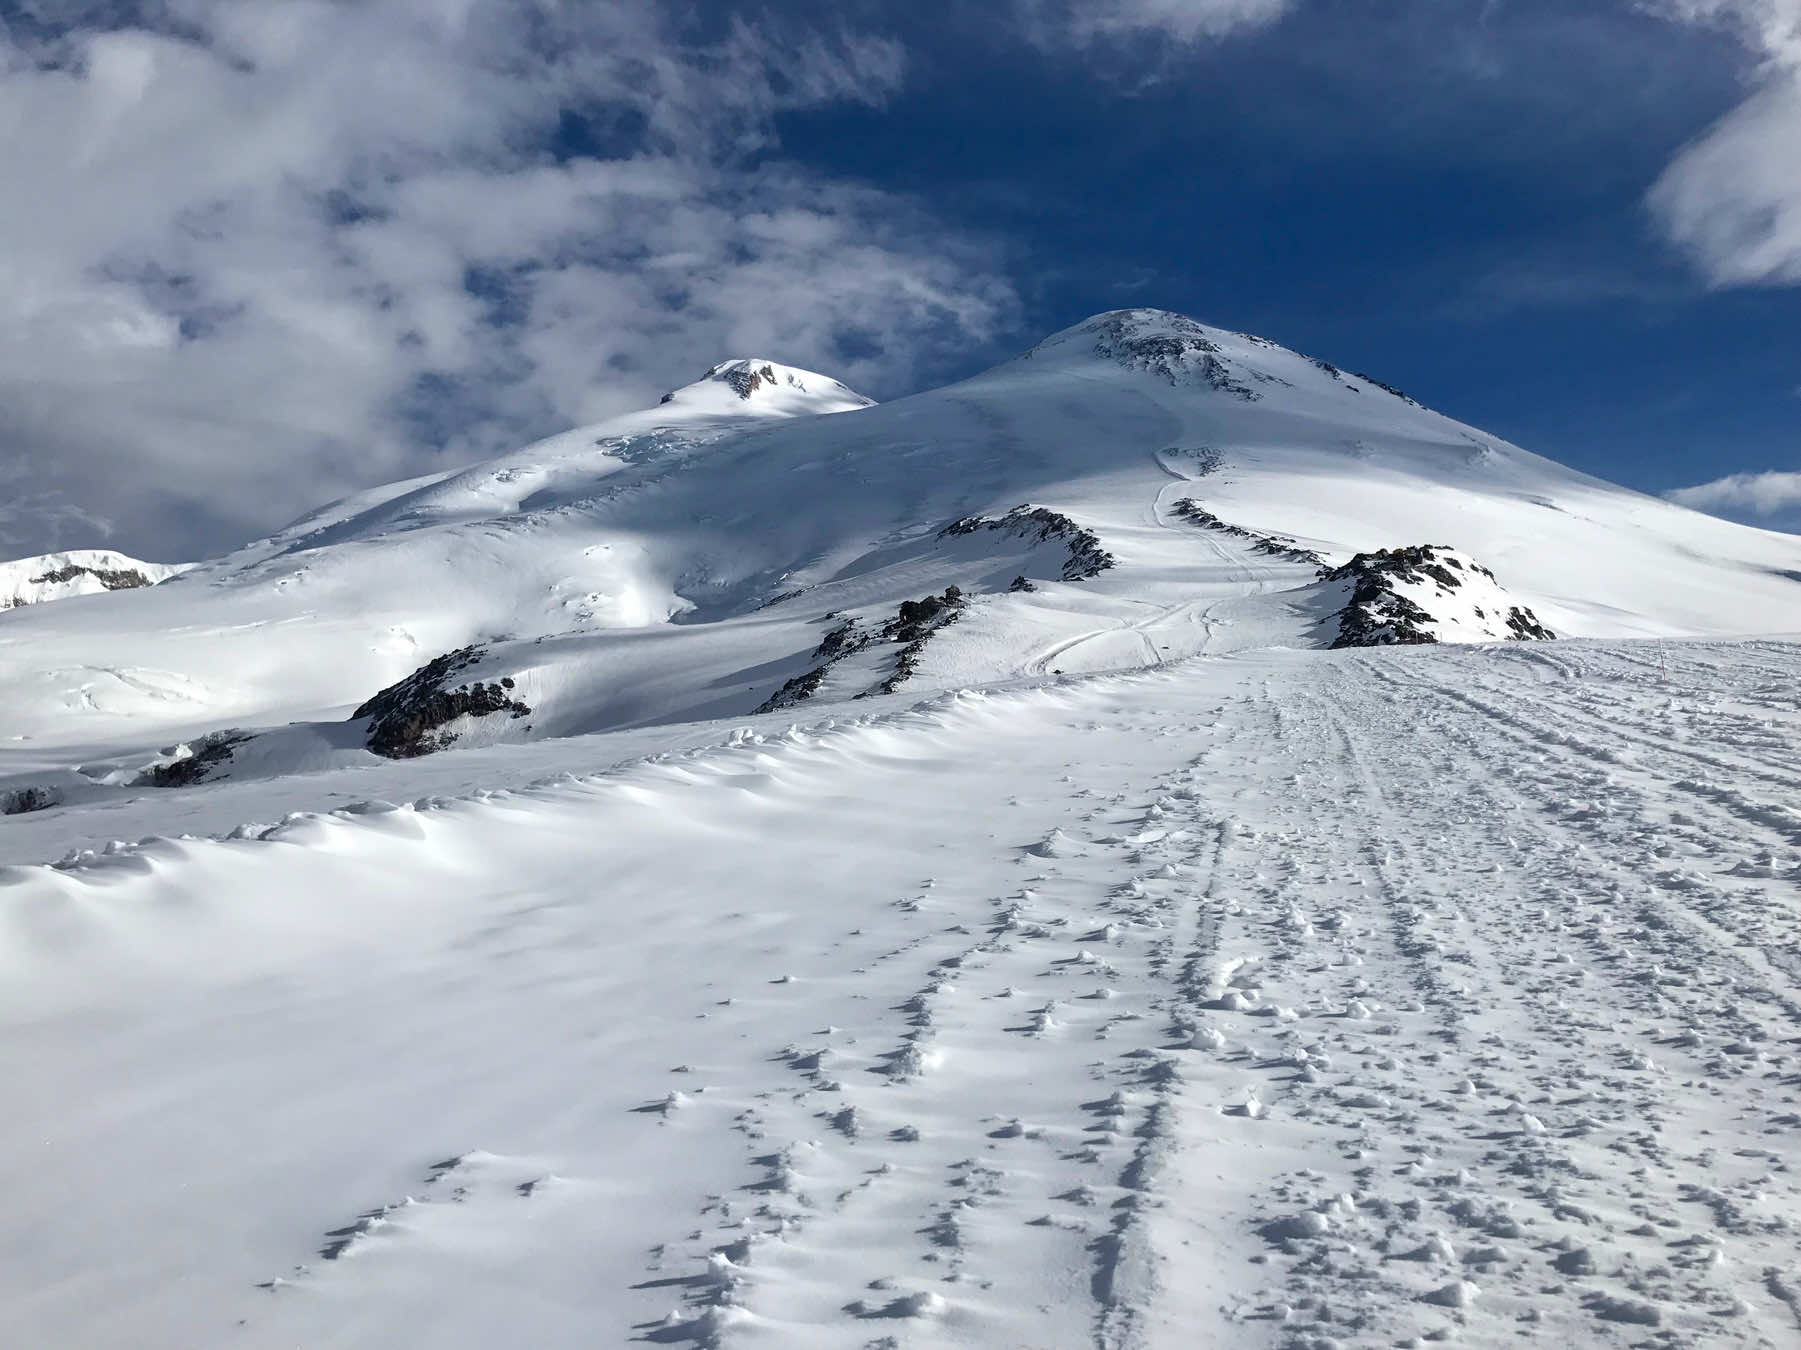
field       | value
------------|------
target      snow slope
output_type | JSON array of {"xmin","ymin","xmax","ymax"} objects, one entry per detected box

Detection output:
[
  {"xmin": 4, "ymin": 639, "xmax": 1801, "ymax": 1348},
  {"xmin": 6, "ymin": 308, "xmax": 1801, "ymax": 1348},
  {"xmin": 2, "ymin": 308, "xmax": 1799, "ymax": 801},
  {"xmin": 0, "ymin": 549, "xmax": 188, "ymax": 610}
]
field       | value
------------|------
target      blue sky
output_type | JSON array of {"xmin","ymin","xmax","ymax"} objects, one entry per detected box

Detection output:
[{"xmin": 0, "ymin": 0, "xmax": 1797, "ymax": 557}]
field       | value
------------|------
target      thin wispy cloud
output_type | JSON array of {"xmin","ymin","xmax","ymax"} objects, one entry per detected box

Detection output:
[
  {"xmin": 0, "ymin": 0, "xmax": 1794, "ymax": 565},
  {"xmin": 1667, "ymin": 469, "xmax": 1801, "ymax": 522},
  {"xmin": 1647, "ymin": 0, "xmax": 1801, "ymax": 285},
  {"xmin": 1019, "ymin": 0, "xmax": 1294, "ymax": 47}
]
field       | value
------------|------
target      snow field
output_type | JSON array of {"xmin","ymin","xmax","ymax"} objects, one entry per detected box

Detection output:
[{"xmin": 3, "ymin": 638, "xmax": 1800, "ymax": 1347}]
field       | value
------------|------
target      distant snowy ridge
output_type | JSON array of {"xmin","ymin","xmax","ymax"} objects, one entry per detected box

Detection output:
[
  {"xmin": 655, "ymin": 358, "xmax": 875, "ymax": 419},
  {"xmin": 1, "ymin": 305, "xmax": 1799, "ymax": 811},
  {"xmin": 0, "ymin": 550, "xmax": 189, "ymax": 611}
]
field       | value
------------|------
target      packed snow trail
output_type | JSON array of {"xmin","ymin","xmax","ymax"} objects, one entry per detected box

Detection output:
[{"xmin": 2, "ymin": 640, "xmax": 1798, "ymax": 1348}]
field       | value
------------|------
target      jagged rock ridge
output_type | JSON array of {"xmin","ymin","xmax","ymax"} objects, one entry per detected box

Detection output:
[
  {"xmin": 941, "ymin": 506, "xmax": 1116, "ymax": 582},
  {"xmin": 1169, "ymin": 499, "xmax": 1326, "ymax": 566},
  {"xmin": 756, "ymin": 587, "xmax": 968, "ymax": 713}
]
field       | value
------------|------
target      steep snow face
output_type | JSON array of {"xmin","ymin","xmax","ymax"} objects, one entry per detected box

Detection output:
[
  {"xmin": 0, "ymin": 306, "xmax": 1798, "ymax": 786},
  {"xmin": 0, "ymin": 550, "xmax": 188, "ymax": 610}
]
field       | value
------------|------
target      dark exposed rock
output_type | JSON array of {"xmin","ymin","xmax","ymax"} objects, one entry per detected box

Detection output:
[
  {"xmin": 24, "ymin": 563, "xmax": 153, "ymax": 591},
  {"xmin": 883, "ymin": 587, "xmax": 962, "ymax": 644},
  {"xmin": 1332, "ymin": 587, "xmax": 1440, "ymax": 648},
  {"xmin": 1008, "ymin": 574, "xmax": 1036, "ymax": 593},
  {"xmin": 1352, "ymin": 372, "xmax": 1422, "ymax": 407},
  {"xmin": 354, "ymin": 646, "xmax": 532, "ymax": 759},
  {"xmin": 1090, "ymin": 316, "xmax": 1256, "ymax": 398},
  {"xmin": 861, "ymin": 587, "xmax": 966, "ymax": 698},
  {"xmin": 1161, "ymin": 446, "xmax": 1225, "ymax": 476},
  {"xmin": 941, "ymin": 505, "xmax": 1115, "ymax": 582},
  {"xmin": 756, "ymin": 619, "xmax": 869, "ymax": 713},
  {"xmin": 718, "ymin": 362, "xmax": 780, "ymax": 399},
  {"xmin": 1321, "ymin": 545, "xmax": 1555, "ymax": 649},
  {"xmin": 137, "ymin": 730, "xmax": 254, "ymax": 787},
  {"xmin": 1083, "ymin": 312, "xmax": 1251, "ymax": 396},
  {"xmin": 1024, "ymin": 312, "xmax": 1258, "ymax": 398},
  {"xmin": 1169, "ymin": 499, "xmax": 1326, "ymax": 566},
  {"xmin": 758, "ymin": 588, "xmax": 972, "ymax": 713},
  {"xmin": 814, "ymin": 617, "xmax": 864, "ymax": 661},
  {"xmin": 755, "ymin": 665, "xmax": 830, "ymax": 714},
  {"xmin": 1506, "ymin": 606, "xmax": 1556, "ymax": 641},
  {"xmin": 1, "ymin": 785, "xmax": 60, "ymax": 815}
]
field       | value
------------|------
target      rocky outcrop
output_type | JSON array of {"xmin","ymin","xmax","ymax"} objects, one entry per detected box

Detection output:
[
  {"xmin": 718, "ymin": 362, "xmax": 780, "ymax": 399},
  {"xmin": 354, "ymin": 647, "xmax": 531, "ymax": 758},
  {"xmin": 941, "ymin": 505, "xmax": 1115, "ymax": 582},
  {"xmin": 137, "ymin": 730, "xmax": 254, "ymax": 787},
  {"xmin": 27, "ymin": 562, "xmax": 152, "ymax": 591},
  {"xmin": 1352, "ymin": 373, "xmax": 1422, "ymax": 407},
  {"xmin": 756, "ymin": 618, "xmax": 864, "ymax": 713},
  {"xmin": 1083, "ymin": 312, "xmax": 1257, "ymax": 398},
  {"xmin": 755, "ymin": 588, "xmax": 970, "ymax": 712},
  {"xmin": 0, "ymin": 550, "xmax": 188, "ymax": 611},
  {"xmin": 861, "ymin": 588, "xmax": 966, "ymax": 698},
  {"xmin": 1321, "ymin": 546, "xmax": 1555, "ymax": 648},
  {"xmin": 1, "ymin": 785, "xmax": 60, "ymax": 815},
  {"xmin": 659, "ymin": 359, "xmax": 875, "ymax": 410},
  {"xmin": 1169, "ymin": 499, "xmax": 1326, "ymax": 566}
]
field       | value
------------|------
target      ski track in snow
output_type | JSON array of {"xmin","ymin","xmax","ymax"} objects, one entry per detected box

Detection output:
[{"xmin": 3, "ymin": 640, "xmax": 1800, "ymax": 1348}]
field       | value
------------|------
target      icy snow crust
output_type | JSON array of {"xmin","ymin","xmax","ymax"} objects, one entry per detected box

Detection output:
[{"xmin": 6, "ymin": 309, "xmax": 1801, "ymax": 1344}]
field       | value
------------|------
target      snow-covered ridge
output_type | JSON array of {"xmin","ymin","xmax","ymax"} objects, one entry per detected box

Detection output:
[
  {"xmin": 1, "ymin": 303, "xmax": 1799, "ymax": 810},
  {"xmin": 0, "ymin": 549, "xmax": 189, "ymax": 611},
  {"xmin": 655, "ymin": 358, "xmax": 875, "ymax": 420},
  {"xmin": 1019, "ymin": 307, "xmax": 1414, "ymax": 405}
]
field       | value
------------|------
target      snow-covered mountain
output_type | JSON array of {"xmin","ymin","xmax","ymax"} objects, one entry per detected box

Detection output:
[
  {"xmin": 2, "ymin": 307, "xmax": 1798, "ymax": 807},
  {"xmin": 8, "ymin": 311, "xmax": 1801, "ymax": 1350},
  {"xmin": 0, "ymin": 549, "xmax": 188, "ymax": 610}
]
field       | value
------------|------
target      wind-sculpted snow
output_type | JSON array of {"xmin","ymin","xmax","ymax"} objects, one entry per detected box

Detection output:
[{"xmin": 4, "ymin": 641, "xmax": 1801, "ymax": 1347}]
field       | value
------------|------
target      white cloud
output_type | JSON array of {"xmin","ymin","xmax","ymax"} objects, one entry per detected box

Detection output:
[
  {"xmin": 1646, "ymin": 0, "xmax": 1801, "ymax": 285},
  {"xmin": 1666, "ymin": 469, "xmax": 1801, "ymax": 515},
  {"xmin": 0, "ymin": 2, "xmax": 1013, "ymax": 560},
  {"xmin": 1019, "ymin": 0, "xmax": 1293, "ymax": 49},
  {"xmin": 1648, "ymin": 0, "xmax": 1801, "ymax": 60}
]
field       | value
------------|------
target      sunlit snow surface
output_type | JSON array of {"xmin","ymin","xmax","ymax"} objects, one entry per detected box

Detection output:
[
  {"xmin": 6, "ymin": 641, "xmax": 1801, "ymax": 1347},
  {"xmin": 2, "ymin": 309, "xmax": 1798, "ymax": 791},
  {"xmin": 0, "ymin": 549, "xmax": 187, "ymax": 610},
  {"xmin": 4, "ymin": 311, "xmax": 1801, "ymax": 1347}
]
